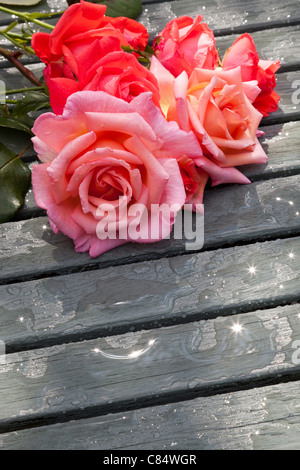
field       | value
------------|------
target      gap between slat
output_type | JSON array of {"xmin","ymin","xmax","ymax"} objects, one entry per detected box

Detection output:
[
  {"xmin": 0, "ymin": 369, "xmax": 300, "ymax": 435},
  {"xmin": 4, "ymin": 296, "xmax": 300, "ymax": 355}
]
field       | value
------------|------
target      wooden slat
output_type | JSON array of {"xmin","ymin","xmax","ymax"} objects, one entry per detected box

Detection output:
[
  {"xmin": 11, "ymin": 120, "xmax": 300, "ymax": 222},
  {"xmin": 242, "ymin": 121, "xmax": 300, "ymax": 180},
  {"xmin": 140, "ymin": 0, "xmax": 300, "ymax": 40},
  {"xmin": 0, "ymin": 174, "xmax": 299, "ymax": 284},
  {"xmin": 0, "ymin": 0, "xmax": 66, "ymax": 24},
  {"xmin": 0, "ymin": 12, "xmax": 300, "ymax": 71},
  {"xmin": 0, "ymin": 235, "xmax": 299, "ymax": 350},
  {"xmin": 0, "ymin": 62, "xmax": 44, "ymax": 88},
  {"xmin": 1, "ymin": 0, "xmax": 300, "ymax": 29},
  {"xmin": 263, "ymin": 70, "xmax": 300, "ymax": 123},
  {"xmin": 0, "ymin": 299, "xmax": 299, "ymax": 429},
  {"xmin": 1, "ymin": 379, "xmax": 299, "ymax": 449},
  {"xmin": 216, "ymin": 25, "xmax": 300, "ymax": 68},
  {"xmin": 0, "ymin": 69, "xmax": 299, "ymax": 132}
]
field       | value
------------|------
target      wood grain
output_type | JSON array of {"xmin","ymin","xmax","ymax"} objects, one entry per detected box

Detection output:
[
  {"xmin": 1, "ymin": 379, "xmax": 299, "ymax": 449},
  {"xmin": 140, "ymin": 0, "xmax": 300, "ymax": 39},
  {"xmin": 0, "ymin": 235, "xmax": 299, "ymax": 350},
  {"xmin": 1, "ymin": 67, "xmax": 298, "ymax": 130},
  {"xmin": 1, "ymin": 174, "xmax": 299, "ymax": 283},
  {"xmin": 1, "ymin": 7, "xmax": 300, "ymax": 70},
  {"xmin": 0, "ymin": 300, "xmax": 299, "ymax": 430},
  {"xmin": 11, "ymin": 120, "xmax": 300, "ymax": 222},
  {"xmin": 1, "ymin": 0, "xmax": 299, "ymax": 29}
]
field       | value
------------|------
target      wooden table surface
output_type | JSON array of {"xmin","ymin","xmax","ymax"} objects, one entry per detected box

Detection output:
[{"xmin": 0, "ymin": 0, "xmax": 300, "ymax": 450}]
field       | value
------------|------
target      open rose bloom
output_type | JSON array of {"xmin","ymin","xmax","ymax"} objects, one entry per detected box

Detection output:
[
  {"xmin": 153, "ymin": 15, "xmax": 219, "ymax": 77},
  {"xmin": 222, "ymin": 33, "xmax": 280, "ymax": 117},
  {"xmin": 32, "ymin": 91, "xmax": 203, "ymax": 257},
  {"xmin": 151, "ymin": 57, "xmax": 268, "ymax": 197},
  {"xmin": 32, "ymin": 1, "xmax": 158, "ymax": 114}
]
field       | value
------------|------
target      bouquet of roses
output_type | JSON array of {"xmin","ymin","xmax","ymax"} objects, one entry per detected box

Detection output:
[{"xmin": 0, "ymin": 0, "xmax": 280, "ymax": 257}]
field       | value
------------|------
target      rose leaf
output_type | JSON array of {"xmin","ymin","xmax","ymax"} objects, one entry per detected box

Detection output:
[
  {"xmin": 92, "ymin": 0, "xmax": 142, "ymax": 19},
  {"xmin": 13, "ymin": 91, "xmax": 50, "ymax": 119},
  {"xmin": 0, "ymin": 142, "xmax": 31, "ymax": 223},
  {"xmin": 0, "ymin": 115, "xmax": 33, "ymax": 135}
]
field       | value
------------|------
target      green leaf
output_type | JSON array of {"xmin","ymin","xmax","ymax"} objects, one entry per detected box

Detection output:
[
  {"xmin": 92, "ymin": 0, "xmax": 142, "ymax": 19},
  {"xmin": 0, "ymin": 115, "xmax": 33, "ymax": 135},
  {"xmin": 13, "ymin": 91, "xmax": 50, "ymax": 119},
  {"xmin": 0, "ymin": 142, "xmax": 31, "ymax": 223},
  {"xmin": 0, "ymin": 0, "xmax": 42, "ymax": 5}
]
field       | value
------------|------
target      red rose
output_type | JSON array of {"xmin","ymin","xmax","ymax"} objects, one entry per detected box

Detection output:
[
  {"xmin": 222, "ymin": 33, "xmax": 280, "ymax": 117},
  {"xmin": 32, "ymin": 1, "xmax": 152, "ymax": 114},
  {"xmin": 153, "ymin": 15, "xmax": 219, "ymax": 77}
]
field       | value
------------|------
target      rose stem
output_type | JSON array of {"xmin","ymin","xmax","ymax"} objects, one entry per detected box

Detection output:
[
  {"xmin": 6, "ymin": 86, "xmax": 44, "ymax": 95},
  {"xmin": 0, "ymin": 6, "xmax": 55, "ymax": 30},
  {"xmin": 0, "ymin": 46, "xmax": 42, "ymax": 86}
]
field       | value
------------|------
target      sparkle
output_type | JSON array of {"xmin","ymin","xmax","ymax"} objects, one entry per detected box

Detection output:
[
  {"xmin": 288, "ymin": 252, "xmax": 295, "ymax": 259},
  {"xmin": 248, "ymin": 265, "xmax": 257, "ymax": 275},
  {"xmin": 42, "ymin": 225, "xmax": 47, "ymax": 230},
  {"xmin": 128, "ymin": 349, "xmax": 144, "ymax": 358},
  {"xmin": 93, "ymin": 348, "xmax": 100, "ymax": 353},
  {"xmin": 19, "ymin": 316, "xmax": 24, "ymax": 323},
  {"xmin": 231, "ymin": 323, "xmax": 244, "ymax": 334},
  {"xmin": 279, "ymin": 285, "xmax": 284, "ymax": 289},
  {"xmin": 289, "ymin": 201, "xmax": 294, "ymax": 206},
  {"xmin": 276, "ymin": 197, "xmax": 281, "ymax": 201}
]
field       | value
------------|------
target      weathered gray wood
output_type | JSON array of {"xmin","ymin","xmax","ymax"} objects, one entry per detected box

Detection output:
[
  {"xmin": 242, "ymin": 121, "xmax": 300, "ymax": 180},
  {"xmin": 0, "ymin": 0, "xmax": 66, "ymax": 23},
  {"xmin": 0, "ymin": 68, "xmax": 298, "ymax": 136},
  {"xmin": 3, "ymin": 94, "xmax": 300, "ymax": 223},
  {"xmin": 0, "ymin": 62, "xmax": 44, "ymax": 89},
  {"xmin": 0, "ymin": 235, "xmax": 299, "ymax": 350},
  {"xmin": 2, "ymin": 6, "xmax": 300, "ymax": 70},
  {"xmin": 215, "ymin": 25, "xmax": 300, "ymax": 68},
  {"xmin": 140, "ymin": 0, "xmax": 300, "ymax": 40},
  {"xmin": 262, "ymin": 71, "xmax": 300, "ymax": 122},
  {"xmin": 1, "ymin": 379, "xmax": 299, "ymax": 449},
  {"xmin": 1, "ymin": 174, "xmax": 299, "ymax": 283},
  {"xmin": 0, "ymin": 299, "xmax": 299, "ymax": 429},
  {"xmin": 12, "ymin": 120, "xmax": 300, "ymax": 222},
  {"xmin": 1, "ymin": 38, "xmax": 299, "ymax": 127},
  {"xmin": 1, "ymin": 0, "xmax": 300, "ymax": 30}
]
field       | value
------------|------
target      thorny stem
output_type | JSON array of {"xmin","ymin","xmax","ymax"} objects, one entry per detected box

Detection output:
[{"xmin": 0, "ymin": 46, "xmax": 41, "ymax": 86}]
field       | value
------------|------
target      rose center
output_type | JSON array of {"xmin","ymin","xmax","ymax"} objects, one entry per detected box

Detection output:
[{"xmin": 89, "ymin": 169, "xmax": 124, "ymax": 201}]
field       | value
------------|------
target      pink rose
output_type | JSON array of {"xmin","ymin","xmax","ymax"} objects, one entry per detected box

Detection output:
[
  {"xmin": 151, "ymin": 57, "xmax": 268, "ymax": 201},
  {"xmin": 222, "ymin": 33, "xmax": 280, "ymax": 117},
  {"xmin": 31, "ymin": 91, "xmax": 202, "ymax": 257},
  {"xmin": 153, "ymin": 15, "xmax": 219, "ymax": 77}
]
